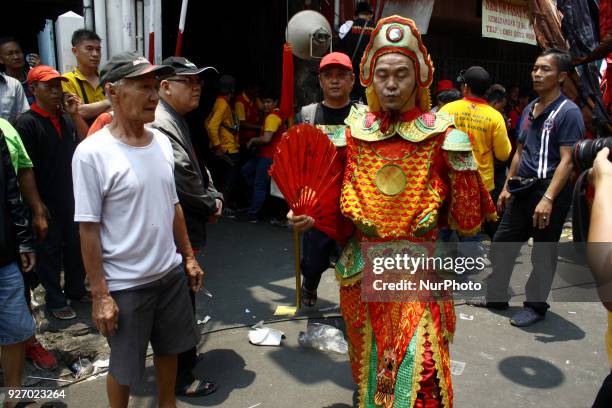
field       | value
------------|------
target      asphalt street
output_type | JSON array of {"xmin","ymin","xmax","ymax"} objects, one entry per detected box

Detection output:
[{"xmin": 20, "ymin": 218, "xmax": 610, "ymax": 407}]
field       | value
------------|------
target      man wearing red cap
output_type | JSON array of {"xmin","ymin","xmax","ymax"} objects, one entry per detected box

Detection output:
[
  {"xmin": 295, "ymin": 51, "xmax": 355, "ymax": 307},
  {"xmin": 431, "ymin": 80, "xmax": 460, "ymax": 113},
  {"xmin": 290, "ymin": 16, "xmax": 496, "ymax": 407},
  {"xmin": 15, "ymin": 65, "xmax": 88, "ymax": 320}
]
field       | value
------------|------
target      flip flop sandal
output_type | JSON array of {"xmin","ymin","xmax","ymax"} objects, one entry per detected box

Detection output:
[
  {"xmin": 51, "ymin": 306, "xmax": 76, "ymax": 320},
  {"xmin": 176, "ymin": 379, "xmax": 218, "ymax": 397},
  {"xmin": 301, "ymin": 284, "xmax": 317, "ymax": 308}
]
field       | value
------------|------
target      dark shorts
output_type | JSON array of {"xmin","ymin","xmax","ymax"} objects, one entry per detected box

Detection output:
[
  {"xmin": 107, "ymin": 267, "xmax": 199, "ymax": 386},
  {"xmin": 0, "ymin": 262, "xmax": 36, "ymax": 346}
]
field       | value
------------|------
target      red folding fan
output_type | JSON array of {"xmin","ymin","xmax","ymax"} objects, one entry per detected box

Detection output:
[{"xmin": 269, "ymin": 124, "xmax": 344, "ymax": 239}]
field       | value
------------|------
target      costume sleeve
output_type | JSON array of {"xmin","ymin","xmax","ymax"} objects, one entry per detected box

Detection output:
[
  {"xmin": 442, "ymin": 128, "xmax": 497, "ymax": 237},
  {"xmin": 493, "ymin": 113, "xmax": 511, "ymax": 161},
  {"xmin": 1, "ymin": 134, "xmax": 32, "ymax": 252},
  {"xmin": 235, "ymin": 100, "xmax": 246, "ymax": 121},
  {"xmin": 205, "ymin": 99, "xmax": 225, "ymax": 148}
]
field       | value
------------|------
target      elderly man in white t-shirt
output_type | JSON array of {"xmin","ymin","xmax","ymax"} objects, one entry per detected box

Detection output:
[{"xmin": 72, "ymin": 52, "xmax": 203, "ymax": 408}]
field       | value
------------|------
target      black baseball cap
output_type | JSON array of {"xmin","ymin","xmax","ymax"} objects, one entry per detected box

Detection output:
[
  {"xmin": 100, "ymin": 51, "xmax": 175, "ymax": 85},
  {"xmin": 457, "ymin": 66, "xmax": 491, "ymax": 95},
  {"xmin": 161, "ymin": 56, "xmax": 218, "ymax": 76}
]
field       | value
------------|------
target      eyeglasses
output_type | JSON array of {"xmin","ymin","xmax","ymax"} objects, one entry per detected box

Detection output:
[{"xmin": 166, "ymin": 78, "xmax": 203, "ymax": 87}]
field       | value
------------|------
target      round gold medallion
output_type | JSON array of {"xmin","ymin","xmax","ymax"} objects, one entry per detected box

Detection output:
[{"xmin": 375, "ymin": 164, "xmax": 407, "ymax": 196}]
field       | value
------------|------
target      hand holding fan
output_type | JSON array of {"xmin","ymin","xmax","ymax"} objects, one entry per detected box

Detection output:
[{"xmin": 269, "ymin": 124, "xmax": 344, "ymax": 239}]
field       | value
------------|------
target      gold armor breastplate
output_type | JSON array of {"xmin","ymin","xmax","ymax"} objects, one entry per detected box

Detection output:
[{"xmin": 340, "ymin": 135, "xmax": 446, "ymax": 240}]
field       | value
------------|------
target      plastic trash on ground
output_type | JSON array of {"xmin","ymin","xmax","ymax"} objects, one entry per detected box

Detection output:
[
  {"xmin": 298, "ymin": 323, "xmax": 348, "ymax": 354},
  {"xmin": 68, "ymin": 358, "xmax": 94, "ymax": 379},
  {"xmin": 248, "ymin": 321, "xmax": 285, "ymax": 346}
]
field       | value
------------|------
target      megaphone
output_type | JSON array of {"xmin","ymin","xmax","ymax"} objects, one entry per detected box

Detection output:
[{"xmin": 286, "ymin": 10, "xmax": 332, "ymax": 60}]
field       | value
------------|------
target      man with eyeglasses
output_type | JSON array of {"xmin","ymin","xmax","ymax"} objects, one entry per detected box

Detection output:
[{"xmin": 150, "ymin": 56, "xmax": 221, "ymax": 397}]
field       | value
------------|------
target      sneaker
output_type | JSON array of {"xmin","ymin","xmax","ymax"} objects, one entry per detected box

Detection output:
[
  {"xmin": 26, "ymin": 341, "xmax": 58, "ymax": 370},
  {"xmin": 510, "ymin": 307, "xmax": 544, "ymax": 327}
]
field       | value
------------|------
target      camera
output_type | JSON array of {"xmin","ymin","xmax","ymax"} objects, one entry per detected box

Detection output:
[
  {"xmin": 572, "ymin": 137, "xmax": 612, "ymax": 243},
  {"xmin": 573, "ymin": 137, "xmax": 612, "ymax": 171}
]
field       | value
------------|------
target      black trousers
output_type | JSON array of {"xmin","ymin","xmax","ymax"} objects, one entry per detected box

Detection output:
[
  {"xmin": 486, "ymin": 180, "xmax": 572, "ymax": 314},
  {"xmin": 301, "ymin": 228, "xmax": 339, "ymax": 292},
  {"xmin": 35, "ymin": 212, "xmax": 86, "ymax": 309},
  {"xmin": 593, "ymin": 370, "xmax": 612, "ymax": 408},
  {"xmin": 176, "ymin": 288, "xmax": 197, "ymax": 382}
]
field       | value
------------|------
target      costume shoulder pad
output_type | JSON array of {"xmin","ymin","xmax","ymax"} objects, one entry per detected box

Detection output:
[
  {"xmin": 441, "ymin": 128, "xmax": 472, "ymax": 152},
  {"xmin": 442, "ymin": 128, "xmax": 477, "ymax": 171}
]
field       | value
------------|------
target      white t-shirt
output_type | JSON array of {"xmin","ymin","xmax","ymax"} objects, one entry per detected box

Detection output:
[{"xmin": 72, "ymin": 127, "xmax": 182, "ymax": 291}]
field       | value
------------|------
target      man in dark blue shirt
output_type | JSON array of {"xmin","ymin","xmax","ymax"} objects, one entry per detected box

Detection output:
[{"xmin": 470, "ymin": 48, "xmax": 584, "ymax": 327}]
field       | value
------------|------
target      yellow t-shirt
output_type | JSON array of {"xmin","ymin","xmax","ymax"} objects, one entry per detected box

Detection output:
[
  {"xmin": 205, "ymin": 97, "xmax": 239, "ymax": 154},
  {"xmin": 62, "ymin": 68, "xmax": 106, "ymax": 104},
  {"xmin": 263, "ymin": 113, "xmax": 282, "ymax": 133},
  {"xmin": 440, "ymin": 98, "xmax": 511, "ymax": 191}
]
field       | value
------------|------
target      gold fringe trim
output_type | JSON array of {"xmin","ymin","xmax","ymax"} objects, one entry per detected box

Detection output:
[
  {"xmin": 336, "ymin": 271, "xmax": 364, "ymax": 287},
  {"xmin": 359, "ymin": 310, "xmax": 373, "ymax": 408},
  {"xmin": 409, "ymin": 307, "xmax": 452, "ymax": 408},
  {"xmin": 409, "ymin": 309, "xmax": 430, "ymax": 408},
  {"xmin": 426, "ymin": 309, "xmax": 452, "ymax": 408}
]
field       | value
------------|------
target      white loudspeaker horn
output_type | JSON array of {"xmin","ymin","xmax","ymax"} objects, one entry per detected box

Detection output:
[{"xmin": 286, "ymin": 10, "xmax": 332, "ymax": 60}]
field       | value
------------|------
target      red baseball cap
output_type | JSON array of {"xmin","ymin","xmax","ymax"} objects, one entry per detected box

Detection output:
[
  {"xmin": 27, "ymin": 65, "xmax": 68, "ymax": 85},
  {"xmin": 434, "ymin": 79, "xmax": 455, "ymax": 94},
  {"xmin": 319, "ymin": 52, "xmax": 353, "ymax": 72}
]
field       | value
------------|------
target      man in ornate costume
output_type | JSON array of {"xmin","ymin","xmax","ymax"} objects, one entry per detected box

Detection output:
[{"xmin": 289, "ymin": 16, "xmax": 495, "ymax": 407}]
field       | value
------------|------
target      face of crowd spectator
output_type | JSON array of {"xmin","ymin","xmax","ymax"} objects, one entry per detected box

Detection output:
[
  {"xmin": 532, "ymin": 55, "xmax": 566, "ymax": 94},
  {"xmin": 262, "ymin": 97, "xmax": 277, "ymax": 113},
  {"xmin": 490, "ymin": 97, "xmax": 506, "ymax": 113},
  {"xmin": 73, "ymin": 39, "xmax": 102, "ymax": 71},
  {"xmin": 509, "ymin": 85, "xmax": 519, "ymax": 102},
  {"xmin": 107, "ymin": 74, "xmax": 160, "ymax": 123},
  {"xmin": 319, "ymin": 66, "xmax": 354, "ymax": 101},
  {"xmin": 162, "ymin": 74, "xmax": 202, "ymax": 114},
  {"xmin": 372, "ymin": 53, "xmax": 416, "ymax": 112},
  {"xmin": 31, "ymin": 78, "xmax": 63, "ymax": 113},
  {"xmin": 0, "ymin": 41, "xmax": 25, "ymax": 71}
]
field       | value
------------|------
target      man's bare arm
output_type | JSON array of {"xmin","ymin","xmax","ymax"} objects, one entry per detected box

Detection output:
[
  {"xmin": 542, "ymin": 146, "xmax": 574, "ymax": 200},
  {"xmin": 80, "ymin": 222, "xmax": 119, "ymax": 336},
  {"xmin": 173, "ymin": 203, "xmax": 203, "ymax": 292},
  {"xmin": 78, "ymin": 100, "xmax": 112, "ymax": 120},
  {"xmin": 17, "ymin": 168, "xmax": 47, "ymax": 240}
]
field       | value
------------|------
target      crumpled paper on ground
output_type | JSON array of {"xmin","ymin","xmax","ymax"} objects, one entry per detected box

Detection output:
[{"xmin": 248, "ymin": 321, "xmax": 285, "ymax": 346}]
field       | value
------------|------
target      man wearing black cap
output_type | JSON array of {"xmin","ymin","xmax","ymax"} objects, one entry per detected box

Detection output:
[
  {"xmin": 150, "ymin": 56, "xmax": 221, "ymax": 397},
  {"xmin": 439, "ymin": 66, "xmax": 511, "ymax": 258},
  {"xmin": 72, "ymin": 52, "xmax": 203, "ymax": 408},
  {"xmin": 338, "ymin": 2, "xmax": 376, "ymax": 102},
  {"xmin": 470, "ymin": 49, "xmax": 584, "ymax": 327}
]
